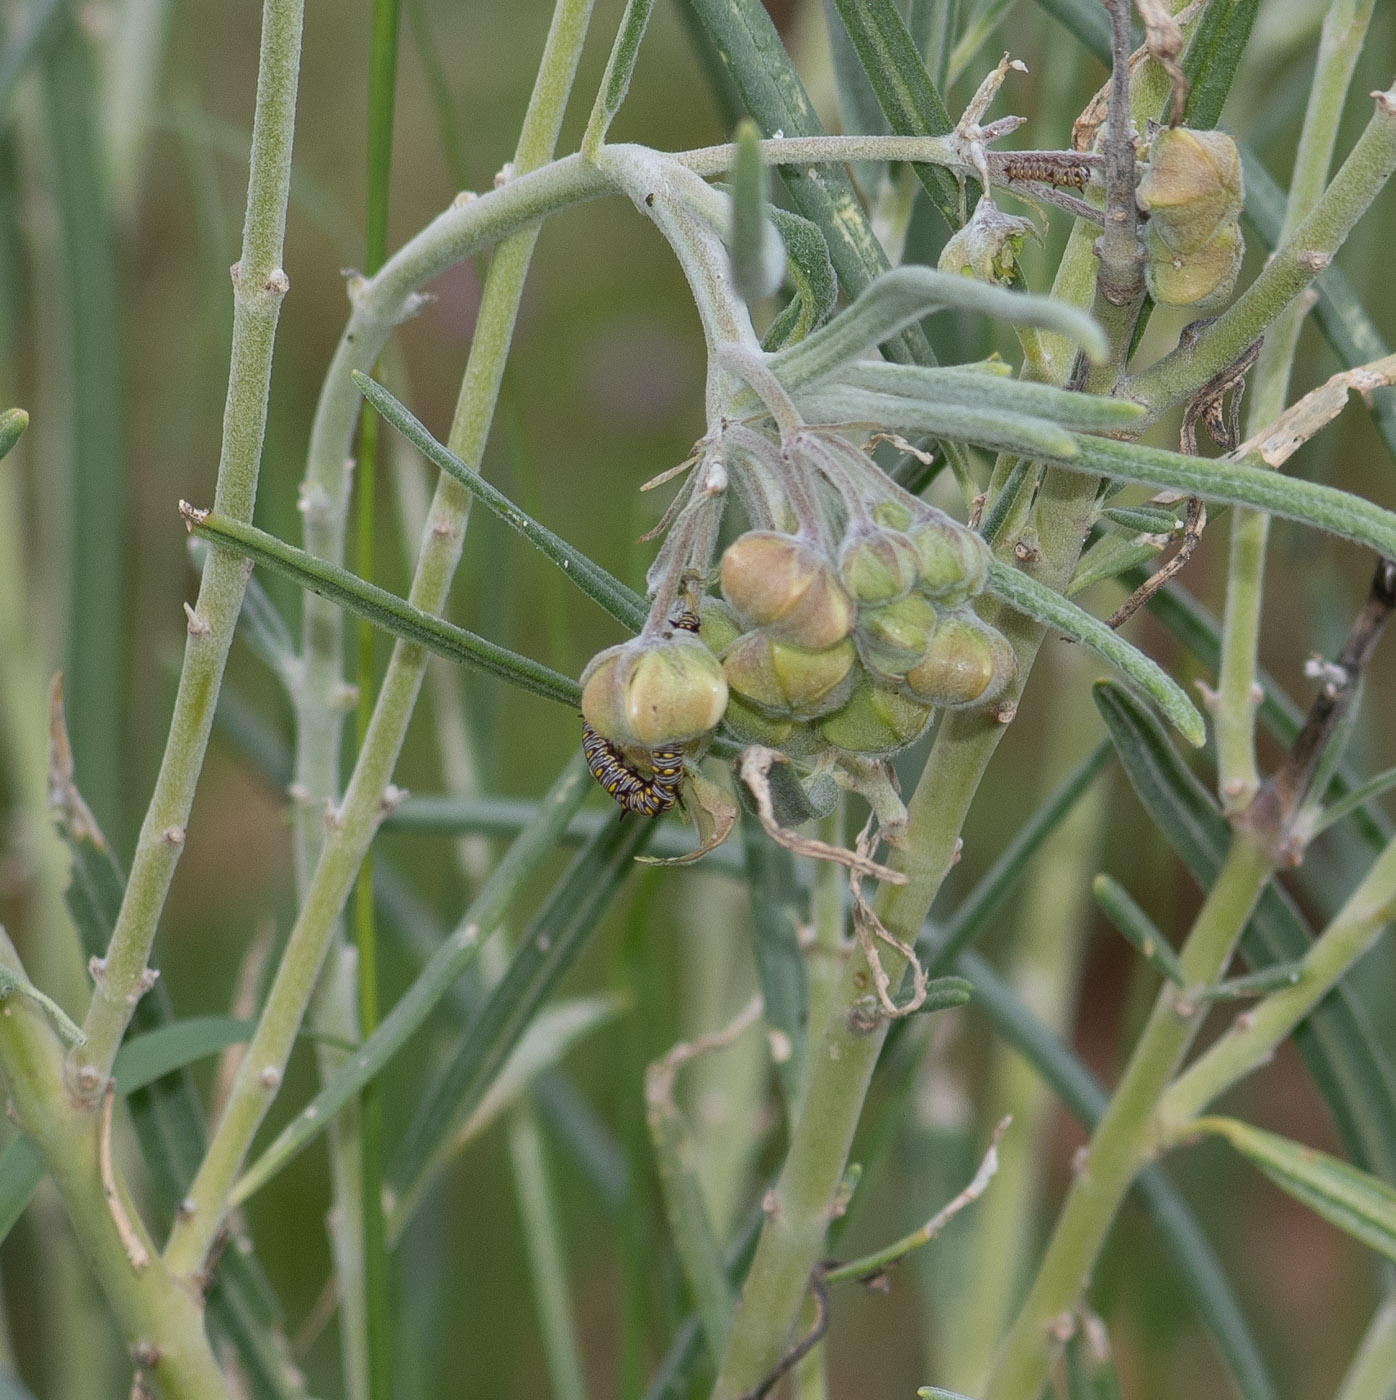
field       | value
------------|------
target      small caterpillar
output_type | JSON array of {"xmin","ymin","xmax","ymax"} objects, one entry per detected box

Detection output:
[
  {"xmin": 1002, "ymin": 156, "xmax": 1090, "ymax": 190},
  {"xmin": 581, "ymin": 604, "xmax": 702, "ymax": 817}
]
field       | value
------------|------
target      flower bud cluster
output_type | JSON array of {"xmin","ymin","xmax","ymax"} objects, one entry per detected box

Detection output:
[
  {"xmin": 1137, "ymin": 127, "xmax": 1244, "ymax": 311},
  {"xmin": 709, "ymin": 485, "xmax": 1016, "ymax": 758}
]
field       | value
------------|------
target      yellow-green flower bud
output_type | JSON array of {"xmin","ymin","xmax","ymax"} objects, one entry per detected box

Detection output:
[
  {"xmin": 1137, "ymin": 128, "xmax": 1243, "ymax": 254},
  {"xmin": 1144, "ymin": 217, "xmax": 1244, "ymax": 310},
  {"xmin": 839, "ymin": 526, "xmax": 920, "ymax": 604},
  {"xmin": 697, "ymin": 596, "xmax": 744, "ymax": 654},
  {"xmin": 938, "ymin": 195, "xmax": 1037, "ymax": 285},
  {"xmin": 908, "ymin": 513, "xmax": 990, "ymax": 604},
  {"xmin": 722, "ymin": 632, "xmax": 856, "ymax": 718},
  {"xmin": 872, "ymin": 500, "xmax": 914, "ymax": 531},
  {"xmin": 902, "ymin": 612, "xmax": 1016, "ymax": 709},
  {"xmin": 721, "ymin": 531, "xmax": 854, "ymax": 648},
  {"xmin": 580, "ymin": 634, "xmax": 729, "ymax": 747},
  {"xmin": 857, "ymin": 594, "xmax": 938, "ymax": 677},
  {"xmin": 820, "ymin": 676, "xmax": 934, "ymax": 756},
  {"xmin": 722, "ymin": 694, "xmax": 820, "ymax": 755}
]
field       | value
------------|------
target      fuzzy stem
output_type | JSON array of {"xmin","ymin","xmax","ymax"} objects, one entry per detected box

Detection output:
[
  {"xmin": 0, "ymin": 932, "xmax": 234, "ymax": 1400},
  {"xmin": 982, "ymin": 834, "xmax": 1275, "ymax": 1400},
  {"xmin": 1212, "ymin": 9, "xmax": 1377, "ymax": 812},
  {"xmin": 1159, "ymin": 831, "xmax": 1396, "ymax": 1132},
  {"xmin": 71, "ymin": 0, "xmax": 305, "ymax": 1093},
  {"xmin": 162, "ymin": 0, "xmax": 596, "ymax": 1282}
]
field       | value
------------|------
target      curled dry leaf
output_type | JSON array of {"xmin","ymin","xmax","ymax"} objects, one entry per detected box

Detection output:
[
  {"xmin": 1135, "ymin": 0, "xmax": 1188, "ymax": 125},
  {"xmin": 848, "ymin": 817, "xmax": 926, "ymax": 1021},
  {"xmin": 635, "ymin": 770, "xmax": 739, "ymax": 866}
]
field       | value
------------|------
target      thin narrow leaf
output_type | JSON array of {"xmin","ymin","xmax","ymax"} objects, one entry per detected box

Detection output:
[
  {"xmin": 0, "ymin": 1138, "xmax": 44, "ymax": 1246},
  {"xmin": 835, "ymin": 362, "xmax": 1148, "ymax": 432},
  {"xmin": 681, "ymin": 0, "xmax": 934, "ymax": 365},
  {"xmin": 741, "ymin": 818, "xmax": 808, "ymax": 1104},
  {"xmin": 1194, "ymin": 1117, "xmax": 1396, "ymax": 1264},
  {"xmin": 0, "ymin": 407, "xmax": 26, "ymax": 461},
  {"xmin": 1315, "ymin": 765, "xmax": 1396, "ymax": 837},
  {"xmin": 458, "ymin": 996, "xmax": 622, "ymax": 1151},
  {"xmin": 799, "ymin": 386, "xmax": 1082, "ymax": 462},
  {"xmin": 772, "ymin": 267, "xmax": 1108, "ymax": 392},
  {"xmin": 355, "ymin": 372, "xmax": 646, "ymax": 631},
  {"xmin": 728, "ymin": 119, "xmax": 783, "ymax": 301},
  {"xmin": 1094, "ymin": 680, "xmax": 1396, "ymax": 1188},
  {"xmin": 961, "ymin": 951, "xmax": 1278, "ymax": 1400},
  {"xmin": 986, "ymin": 558, "xmax": 1205, "ymax": 746},
  {"xmin": 190, "ymin": 538, "xmax": 297, "ymax": 687},
  {"xmin": 915, "ymin": 976, "xmax": 974, "ymax": 1013},
  {"xmin": 1178, "ymin": 0, "xmax": 1261, "ymax": 129},
  {"xmin": 586, "ymin": 0, "xmax": 658, "ymax": 150},
  {"xmin": 232, "ymin": 759, "xmax": 594, "ymax": 1207},
  {"xmin": 1100, "ymin": 505, "xmax": 1186, "ymax": 535},
  {"xmin": 1029, "ymin": 0, "xmax": 1110, "ymax": 64},
  {"xmin": 1093, "ymin": 874, "xmax": 1186, "ymax": 985},
  {"xmin": 389, "ymin": 815, "xmax": 654, "ymax": 1231},
  {"xmin": 828, "ymin": 0, "xmax": 964, "ymax": 229},
  {"xmin": 1068, "ymin": 435, "xmax": 1396, "ymax": 561},
  {"xmin": 185, "ymin": 506, "xmax": 581, "ymax": 708},
  {"xmin": 922, "ymin": 740, "xmax": 1113, "ymax": 973},
  {"xmin": 1196, "ymin": 963, "xmax": 1305, "ymax": 1002},
  {"xmin": 760, "ymin": 206, "xmax": 837, "ymax": 350},
  {"xmin": 0, "ymin": 965, "xmax": 85, "ymax": 1047},
  {"xmin": 112, "ymin": 1017, "xmax": 253, "ymax": 1094}
]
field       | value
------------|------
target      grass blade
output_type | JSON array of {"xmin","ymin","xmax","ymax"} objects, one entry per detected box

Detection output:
[
  {"xmin": 827, "ymin": 0, "xmax": 964, "ymax": 229},
  {"xmin": 388, "ymin": 813, "xmax": 654, "ymax": 1232},
  {"xmin": 355, "ymin": 372, "xmax": 647, "ymax": 631},
  {"xmin": 1193, "ymin": 1117, "xmax": 1396, "ymax": 1264},
  {"xmin": 184, "ymin": 506, "xmax": 582, "ymax": 708},
  {"xmin": 986, "ymin": 559, "xmax": 1205, "ymax": 746},
  {"xmin": 231, "ymin": 758, "xmax": 594, "ymax": 1206}
]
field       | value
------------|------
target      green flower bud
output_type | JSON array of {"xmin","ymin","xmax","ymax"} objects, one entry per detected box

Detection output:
[
  {"xmin": 872, "ymin": 500, "xmax": 914, "ymax": 531},
  {"xmin": 938, "ymin": 195, "xmax": 1037, "ymax": 285},
  {"xmin": 1137, "ymin": 128, "xmax": 1243, "ymax": 255},
  {"xmin": 580, "ymin": 634, "xmax": 729, "ymax": 747},
  {"xmin": 721, "ymin": 531, "xmax": 855, "ymax": 648},
  {"xmin": 1144, "ymin": 217, "xmax": 1244, "ymax": 310},
  {"xmin": 901, "ymin": 611, "xmax": 1017, "ymax": 709},
  {"xmin": 722, "ymin": 631, "xmax": 856, "ymax": 718},
  {"xmin": 722, "ymin": 693, "xmax": 820, "ymax": 756},
  {"xmin": 907, "ymin": 513, "xmax": 990, "ymax": 604},
  {"xmin": 856, "ymin": 594, "xmax": 939, "ymax": 678},
  {"xmin": 697, "ymin": 596, "xmax": 744, "ymax": 654},
  {"xmin": 820, "ymin": 676, "xmax": 934, "ymax": 757},
  {"xmin": 839, "ymin": 525, "xmax": 920, "ymax": 604}
]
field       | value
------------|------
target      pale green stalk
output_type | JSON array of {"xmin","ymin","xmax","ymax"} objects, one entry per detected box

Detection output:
[
  {"xmin": 73, "ymin": 0, "xmax": 306, "ymax": 1091},
  {"xmin": 1214, "ymin": 3, "xmax": 1378, "ymax": 813},
  {"xmin": 1336, "ymin": 1299, "xmax": 1396, "ymax": 1400},
  {"xmin": 162, "ymin": 0, "xmax": 597, "ymax": 1284},
  {"xmin": 508, "ymin": 1101, "xmax": 590, "ymax": 1400},
  {"xmin": 982, "ymin": 833, "xmax": 1275, "ymax": 1400},
  {"xmin": 0, "ymin": 931, "xmax": 235, "ymax": 1400},
  {"xmin": 946, "ymin": 647, "xmax": 1106, "ymax": 1396},
  {"xmin": 1159, "ymin": 831, "xmax": 1396, "ymax": 1133}
]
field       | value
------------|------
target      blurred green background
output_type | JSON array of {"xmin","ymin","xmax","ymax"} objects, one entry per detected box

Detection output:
[{"xmin": 3, "ymin": 0, "xmax": 1396, "ymax": 1395}]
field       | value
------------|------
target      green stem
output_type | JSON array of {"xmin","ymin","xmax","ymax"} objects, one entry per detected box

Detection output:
[
  {"xmin": 982, "ymin": 834, "xmax": 1275, "ymax": 1400},
  {"xmin": 0, "ymin": 933, "xmax": 234, "ymax": 1400},
  {"xmin": 72, "ymin": 0, "xmax": 306, "ymax": 1093},
  {"xmin": 1214, "ymin": 0, "xmax": 1377, "ymax": 813},
  {"xmin": 1160, "ymin": 832, "xmax": 1396, "ymax": 1133},
  {"xmin": 162, "ymin": 0, "xmax": 597, "ymax": 1285}
]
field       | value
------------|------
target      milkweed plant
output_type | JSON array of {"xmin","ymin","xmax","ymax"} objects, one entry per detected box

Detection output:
[{"xmin": 2, "ymin": 0, "xmax": 1396, "ymax": 1397}]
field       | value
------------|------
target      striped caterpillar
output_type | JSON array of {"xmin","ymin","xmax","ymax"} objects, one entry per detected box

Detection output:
[
  {"xmin": 581, "ymin": 606, "xmax": 700, "ymax": 817},
  {"xmin": 1001, "ymin": 155, "xmax": 1091, "ymax": 189}
]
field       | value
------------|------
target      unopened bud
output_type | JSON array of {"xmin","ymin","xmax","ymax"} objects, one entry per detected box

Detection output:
[
  {"xmin": 839, "ymin": 526, "xmax": 920, "ymax": 604},
  {"xmin": 820, "ymin": 675, "xmax": 934, "ymax": 756},
  {"xmin": 938, "ymin": 195, "xmax": 1037, "ymax": 285},
  {"xmin": 581, "ymin": 634, "xmax": 728, "ymax": 747},
  {"xmin": 721, "ymin": 531, "xmax": 854, "ymax": 648},
  {"xmin": 907, "ymin": 513, "xmax": 990, "ymax": 604},
  {"xmin": 722, "ymin": 693, "xmax": 819, "ymax": 755},
  {"xmin": 902, "ymin": 611, "xmax": 1016, "ymax": 708},
  {"xmin": 856, "ymin": 594, "xmax": 938, "ymax": 677},
  {"xmin": 722, "ymin": 632, "xmax": 856, "ymax": 718}
]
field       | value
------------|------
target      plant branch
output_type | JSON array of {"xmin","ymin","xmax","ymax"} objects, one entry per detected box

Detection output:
[
  {"xmin": 71, "ymin": 0, "xmax": 306, "ymax": 1095},
  {"xmin": 162, "ymin": 0, "xmax": 597, "ymax": 1283}
]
